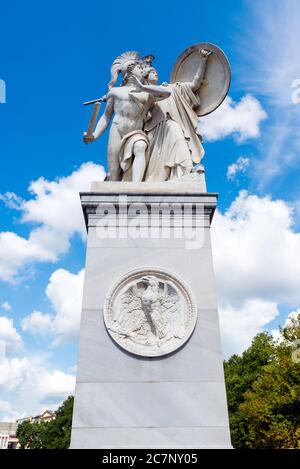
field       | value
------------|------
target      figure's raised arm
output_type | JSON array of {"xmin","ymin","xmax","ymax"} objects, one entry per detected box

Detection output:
[
  {"xmin": 84, "ymin": 95, "xmax": 114, "ymax": 143},
  {"xmin": 187, "ymin": 49, "xmax": 212, "ymax": 92},
  {"xmin": 131, "ymin": 75, "xmax": 171, "ymax": 101}
]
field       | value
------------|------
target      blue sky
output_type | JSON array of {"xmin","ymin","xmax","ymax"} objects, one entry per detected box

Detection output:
[{"xmin": 1, "ymin": 0, "xmax": 300, "ymax": 420}]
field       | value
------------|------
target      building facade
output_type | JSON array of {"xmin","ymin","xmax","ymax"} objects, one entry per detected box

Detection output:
[{"xmin": 0, "ymin": 423, "xmax": 19, "ymax": 449}]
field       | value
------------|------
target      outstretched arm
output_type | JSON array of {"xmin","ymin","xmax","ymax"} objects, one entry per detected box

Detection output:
[
  {"xmin": 188, "ymin": 49, "xmax": 212, "ymax": 92},
  {"xmin": 84, "ymin": 95, "xmax": 114, "ymax": 143},
  {"xmin": 131, "ymin": 76, "xmax": 171, "ymax": 101}
]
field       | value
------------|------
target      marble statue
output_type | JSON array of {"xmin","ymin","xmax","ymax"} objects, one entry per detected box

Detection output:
[
  {"xmin": 143, "ymin": 49, "xmax": 211, "ymax": 181},
  {"xmin": 84, "ymin": 52, "xmax": 170, "ymax": 181},
  {"xmin": 83, "ymin": 44, "xmax": 231, "ymax": 182}
]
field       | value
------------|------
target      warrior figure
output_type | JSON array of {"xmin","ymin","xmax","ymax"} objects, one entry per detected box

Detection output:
[{"xmin": 84, "ymin": 51, "xmax": 170, "ymax": 181}]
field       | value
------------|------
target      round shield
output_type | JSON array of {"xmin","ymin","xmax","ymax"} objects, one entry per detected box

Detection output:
[{"xmin": 170, "ymin": 42, "xmax": 231, "ymax": 116}]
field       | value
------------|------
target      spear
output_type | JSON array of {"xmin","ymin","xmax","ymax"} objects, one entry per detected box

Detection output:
[{"xmin": 83, "ymin": 97, "xmax": 104, "ymax": 106}]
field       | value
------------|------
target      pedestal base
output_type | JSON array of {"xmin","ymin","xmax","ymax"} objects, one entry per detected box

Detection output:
[{"xmin": 70, "ymin": 181, "xmax": 231, "ymax": 449}]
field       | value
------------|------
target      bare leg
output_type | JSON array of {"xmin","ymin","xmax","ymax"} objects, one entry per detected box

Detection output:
[
  {"xmin": 132, "ymin": 140, "xmax": 147, "ymax": 182},
  {"xmin": 107, "ymin": 124, "xmax": 122, "ymax": 181}
]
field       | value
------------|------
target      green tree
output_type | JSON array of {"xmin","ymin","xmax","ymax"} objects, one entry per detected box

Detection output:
[
  {"xmin": 224, "ymin": 332, "xmax": 275, "ymax": 448},
  {"xmin": 43, "ymin": 396, "xmax": 74, "ymax": 449},
  {"xmin": 16, "ymin": 420, "xmax": 48, "ymax": 449},
  {"xmin": 16, "ymin": 396, "xmax": 74, "ymax": 449},
  {"xmin": 16, "ymin": 420, "xmax": 35, "ymax": 449},
  {"xmin": 240, "ymin": 319, "xmax": 300, "ymax": 448},
  {"xmin": 224, "ymin": 314, "xmax": 300, "ymax": 448}
]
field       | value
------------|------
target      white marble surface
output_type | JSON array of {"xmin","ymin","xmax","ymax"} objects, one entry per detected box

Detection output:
[
  {"xmin": 72, "ymin": 382, "xmax": 230, "ymax": 428},
  {"xmin": 76, "ymin": 308, "xmax": 225, "ymax": 383},
  {"xmin": 71, "ymin": 188, "xmax": 231, "ymax": 448},
  {"xmin": 71, "ymin": 427, "xmax": 232, "ymax": 449},
  {"xmin": 81, "ymin": 243, "xmax": 218, "ymax": 312},
  {"xmin": 90, "ymin": 172, "xmax": 207, "ymax": 193}
]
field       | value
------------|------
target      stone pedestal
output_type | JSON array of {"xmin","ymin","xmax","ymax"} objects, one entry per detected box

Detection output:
[{"xmin": 70, "ymin": 178, "xmax": 232, "ymax": 449}]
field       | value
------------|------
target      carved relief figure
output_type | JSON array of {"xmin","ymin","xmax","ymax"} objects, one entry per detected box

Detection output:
[{"xmin": 108, "ymin": 275, "xmax": 185, "ymax": 348}]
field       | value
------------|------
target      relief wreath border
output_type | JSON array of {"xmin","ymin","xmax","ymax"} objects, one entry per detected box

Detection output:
[{"xmin": 103, "ymin": 266, "xmax": 198, "ymax": 357}]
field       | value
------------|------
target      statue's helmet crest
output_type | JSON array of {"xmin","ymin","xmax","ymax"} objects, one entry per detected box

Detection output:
[
  {"xmin": 108, "ymin": 52, "xmax": 156, "ymax": 89},
  {"xmin": 108, "ymin": 51, "xmax": 140, "ymax": 89}
]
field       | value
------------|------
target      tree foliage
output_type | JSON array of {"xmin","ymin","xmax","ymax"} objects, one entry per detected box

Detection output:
[
  {"xmin": 224, "ymin": 314, "xmax": 300, "ymax": 448},
  {"xmin": 16, "ymin": 396, "xmax": 74, "ymax": 449}
]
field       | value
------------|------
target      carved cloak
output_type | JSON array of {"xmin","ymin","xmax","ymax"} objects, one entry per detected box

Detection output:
[{"xmin": 144, "ymin": 82, "xmax": 205, "ymax": 181}]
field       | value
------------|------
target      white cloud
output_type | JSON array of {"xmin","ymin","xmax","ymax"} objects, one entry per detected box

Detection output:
[
  {"xmin": 0, "ymin": 230, "xmax": 68, "ymax": 282},
  {"xmin": 0, "ymin": 316, "xmax": 26, "ymax": 393},
  {"xmin": 211, "ymin": 191, "xmax": 300, "ymax": 356},
  {"xmin": 0, "ymin": 357, "xmax": 30, "ymax": 391},
  {"xmin": 0, "ymin": 192, "xmax": 23, "ymax": 210},
  {"xmin": 0, "ymin": 400, "xmax": 25, "ymax": 422},
  {"xmin": 0, "ymin": 162, "xmax": 105, "ymax": 283},
  {"xmin": 200, "ymin": 95, "xmax": 267, "ymax": 142},
  {"xmin": 0, "ymin": 355, "xmax": 75, "ymax": 419},
  {"xmin": 227, "ymin": 156, "xmax": 250, "ymax": 181},
  {"xmin": 45, "ymin": 268, "xmax": 84, "ymax": 344},
  {"xmin": 20, "ymin": 163, "xmax": 105, "ymax": 235},
  {"xmin": 1, "ymin": 301, "xmax": 12, "ymax": 312},
  {"xmin": 212, "ymin": 191, "xmax": 300, "ymax": 307},
  {"xmin": 220, "ymin": 299, "xmax": 279, "ymax": 357},
  {"xmin": 22, "ymin": 268, "xmax": 84, "ymax": 345},
  {"xmin": 22, "ymin": 311, "xmax": 53, "ymax": 337},
  {"xmin": 0, "ymin": 311, "xmax": 75, "ymax": 419},
  {"xmin": 0, "ymin": 316, "xmax": 23, "ymax": 355},
  {"xmin": 25, "ymin": 362, "xmax": 75, "ymax": 411},
  {"xmin": 38, "ymin": 370, "xmax": 75, "ymax": 402}
]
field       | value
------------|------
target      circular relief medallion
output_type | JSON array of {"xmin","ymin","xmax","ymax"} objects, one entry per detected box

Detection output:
[{"xmin": 103, "ymin": 267, "xmax": 197, "ymax": 357}]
